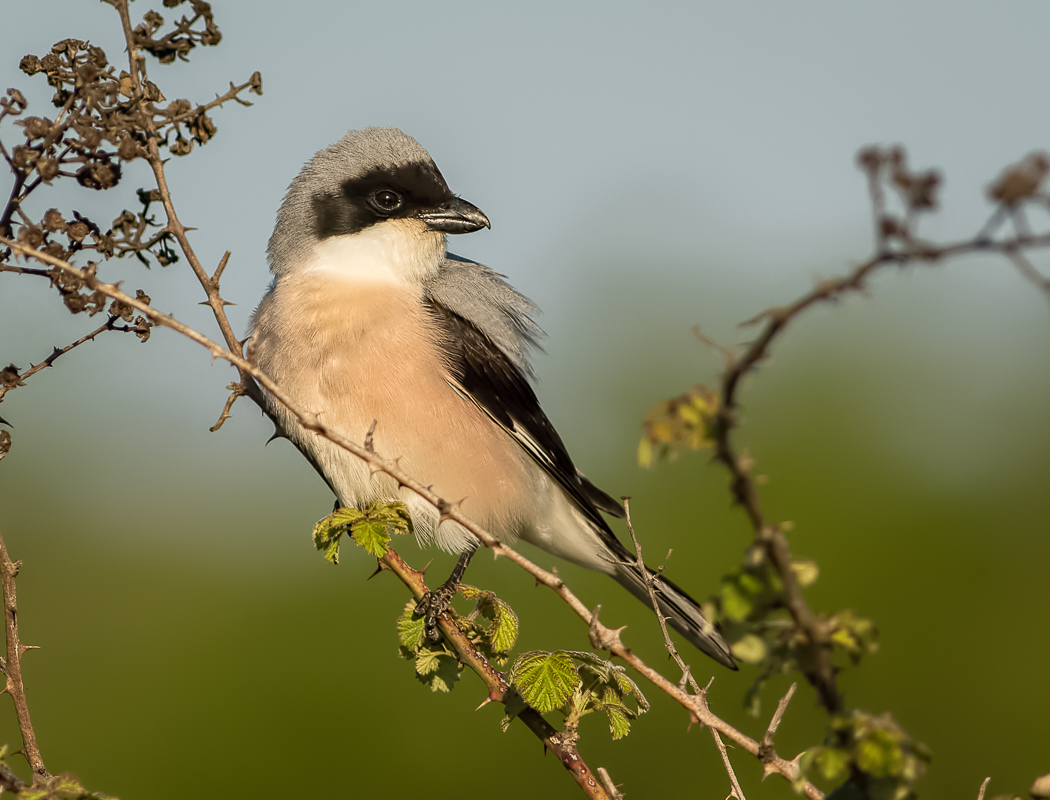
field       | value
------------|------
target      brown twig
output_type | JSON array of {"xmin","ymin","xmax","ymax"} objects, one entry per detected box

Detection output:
[
  {"xmin": 111, "ymin": 0, "xmax": 246, "ymax": 360},
  {"xmin": 710, "ymin": 225, "xmax": 1050, "ymax": 715},
  {"xmin": 620, "ymin": 497, "xmax": 697, "ymax": 690},
  {"xmin": 209, "ymin": 380, "xmax": 246, "ymax": 432},
  {"xmin": 976, "ymin": 776, "xmax": 991, "ymax": 800},
  {"xmin": 1, "ymin": 235, "xmax": 823, "ymax": 798},
  {"xmin": 0, "ymin": 530, "xmax": 48, "ymax": 782},
  {"xmin": 0, "ymin": 316, "xmax": 132, "ymax": 404},
  {"xmin": 162, "ymin": 78, "xmax": 261, "ymax": 129},
  {"xmin": 759, "ymin": 682, "xmax": 797, "ymax": 763},
  {"xmin": 623, "ymin": 497, "xmax": 775, "ymax": 800},
  {"xmin": 595, "ymin": 767, "xmax": 623, "ymax": 800},
  {"xmin": 711, "ymin": 727, "xmax": 747, "ymax": 800}
]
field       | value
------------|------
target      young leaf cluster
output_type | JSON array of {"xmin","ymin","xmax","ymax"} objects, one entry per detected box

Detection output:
[
  {"xmin": 456, "ymin": 584, "xmax": 520, "ymax": 665},
  {"xmin": 508, "ymin": 650, "xmax": 649, "ymax": 740},
  {"xmin": 638, "ymin": 385, "xmax": 719, "ymax": 468},
  {"xmin": 394, "ymin": 582, "xmax": 519, "ymax": 693},
  {"xmin": 701, "ymin": 545, "xmax": 878, "ymax": 718},
  {"xmin": 312, "ymin": 502, "xmax": 412, "ymax": 563},
  {"xmin": 801, "ymin": 711, "xmax": 931, "ymax": 800},
  {"xmin": 0, "ymin": 744, "xmax": 114, "ymax": 800},
  {"xmin": 396, "ymin": 600, "xmax": 464, "ymax": 693}
]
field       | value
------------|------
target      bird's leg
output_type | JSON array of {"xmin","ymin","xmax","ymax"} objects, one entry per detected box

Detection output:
[{"xmin": 415, "ymin": 547, "xmax": 476, "ymax": 642}]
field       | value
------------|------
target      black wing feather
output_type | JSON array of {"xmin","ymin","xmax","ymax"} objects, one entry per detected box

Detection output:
[{"xmin": 424, "ymin": 299, "xmax": 622, "ymax": 528}]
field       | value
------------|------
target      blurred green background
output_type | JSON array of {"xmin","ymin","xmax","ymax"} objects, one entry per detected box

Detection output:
[{"xmin": 2, "ymin": 1, "xmax": 1049, "ymax": 798}]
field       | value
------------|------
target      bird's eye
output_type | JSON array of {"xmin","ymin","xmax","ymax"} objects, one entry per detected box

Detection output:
[{"xmin": 369, "ymin": 189, "xmax": 403, "ymax": 214}]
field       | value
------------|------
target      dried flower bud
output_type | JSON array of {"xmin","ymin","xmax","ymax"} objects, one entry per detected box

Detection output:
[
  {"xmin": 88, "ymin": 46, "xmax": 108, "ymax": 68},
  {"xmin": 21, "ymin": 116, "xmax": 53, "ymax": 140},
  {"xmin": 856, "ymin": 147, "xmax": 881, "ymax": 173},
  {"xmin": 76, "ymin": 160, "xmax": 122, "ymax": 190},
  {"xmin": 53, "ymin": 39, "xmax": 87, "ymax": 55},
  {"xmin": 144, "ymin": 10, "xmax": 165, "ymax": 28},
  {"xmin": 77, "ymin": 124, "xmax": 103, "ymax": 149},
  {"xmin": 188, "ymin": 111, "xmax": 217, "ymax": 145},
  {"xmin": 43, "ymin": 241, "xmax": 67, "ymax": 260},
  {"xmin": 988, "ymin": 152, "xmax": 1050, "ymax": 204},
  {"xmin": 142, "ymin": 79, "xmax": 165, "ymax": 102},
  {"xmin": 169, "ymin": 135, "xmax": 193, "ymax": 156},
  {"xmin": 117, "ymin": 136, "xmax": 146, "ymax": 160},
  {"xmin": 37, "ymin": 158, "xmax": 60, "ymax": 182},
  {"xmin": 879, "ymin": 216, "xmax": 901, "ymax": 237},
  {"xmin": 17, "ymin": 225, "xmax": 44, "ymax": 249},
  {"xmin": 19, "ymin": 54, "xmax": 42, "ymax": 75},
  {"xmin": 67, "ymin": 222, "xmax": 89, "ymax": 242},
  {"xmin": 63, "ymin": 292, "xmax": 88, "ymax": 314},
  {"xmin": 2, "ymin": 88, "xmax": 27, "ymax": 113},
  {"xmin": 42, "ymin": 209, "xmax": 67, "ymax": 232},
  {"xmin": 11, "ymin": 145, "xmax": 36, "ymax": 169},
  {"xmin": 134, "ymin": 316, "xmax": 152, "ymax": 342},
  {"xmin": 109, "ymin": 298, "xmax": 134, "ymax": 322},
  {"xmin": 77, "ymin": 63, "xmax": 101, "ymax": 84},
  {"xmin": 0, "ymin": 365, "xmax": 23, "ymax": 389}
]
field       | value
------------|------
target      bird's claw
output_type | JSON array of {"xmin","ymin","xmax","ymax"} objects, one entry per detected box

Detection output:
[{"xmin": 414, "ymin": 581, "xmax": 458, "ymax": 642}]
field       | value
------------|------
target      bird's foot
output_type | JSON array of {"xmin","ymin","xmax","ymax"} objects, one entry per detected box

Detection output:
[{"xmin": 414, "ymin": 580, "xmax": 459, "ymax": 642}]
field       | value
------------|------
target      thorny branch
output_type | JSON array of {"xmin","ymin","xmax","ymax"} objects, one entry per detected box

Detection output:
[
  {"xmin": 622, "ymin": 498, "xmax": 790, "ymax": 800},
  {"xmin": 709, "ymin": 147, "xmax": 1050, "ymax": 715},
  {"xmin": 1, "ymin": 234, "xmax": 823, "ymax": 798},
  {"xmin": 0, "ymin": 315, "xmax": 137, "ymax": 406},
  {"xmin": 378, "ymin": 548, "xmax": 613, "ymax": 800},
  {"xmin": 0, "ymin": 531, "xmax": 47, "ymax": 784},
  {"xmin": 110, "ymin": 0, "xmax": 247, "ymax": 358}
]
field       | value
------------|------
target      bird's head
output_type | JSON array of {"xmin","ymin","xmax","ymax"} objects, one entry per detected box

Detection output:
[{"xmin": 268, "ymin": 127, "xmax": 489, "ymax": 284}]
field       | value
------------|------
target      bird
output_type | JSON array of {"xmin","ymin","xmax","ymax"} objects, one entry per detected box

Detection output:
[{"xmin": 249, "ymin": 127, "xmax": 736, "ymax": 670}]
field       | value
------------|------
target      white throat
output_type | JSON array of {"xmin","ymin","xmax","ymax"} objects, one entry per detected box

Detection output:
[{"xmin": 303, "ymin": 219, "xmax": 446, "ymax": 285}]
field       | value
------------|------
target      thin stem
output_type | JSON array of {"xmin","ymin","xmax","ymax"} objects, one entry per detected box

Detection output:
[{"xmin": 0, "ymin": 531, "xmax": 49, "ymax": 781}]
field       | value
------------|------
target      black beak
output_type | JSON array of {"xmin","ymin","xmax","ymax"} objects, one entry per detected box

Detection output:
[{"xmin": 418, "ymin": 197, "xmax": 490, "ymax": 234}]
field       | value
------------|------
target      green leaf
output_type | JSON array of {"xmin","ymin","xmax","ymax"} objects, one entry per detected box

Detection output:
[
  {"xmin": 352, "ymin": 518, "xmax": 391, "ymax": 557},
  {"xmin": 488, "ymin": 599, "xmax": 518, "ymax": 653},
  {"xmin": 396, "ymin": 601, "xmax": 426, "ymax": 651},
  {"xmin": 730, "ymin": 633, "xmax": 767, "ymax": 664},
  {"xmin": 721, "ymin": 580, "xmax": 753, "ymax": 621},
  {"xmin": 50, "ymin": 773, "xmax": 86, "ymax": 798},
  {"xmin": 311, "ymin": 507, "xmax": 364, "ymax": 565},
  {"xmin": 791, "ymin": 558, "xmax": 820, "ymax": 587},
  {"xmin": 415, "ymin": 647, "xmax": 444, "ymax": 675},
  {"xmin": 607, "ymin": 707, "xmax": 631, "ymax": 740},
  {"xmin": 637, "ymin": 437, "xmax": 653, "ymax": 468},
  {"xmin": 814, "ymin": 746, "xmax": 851, "ymax": 782},
  {"xmin": 323, "ymin": 538, "xmax": 341, "ymax": 565},
  {"xmin": 415, "ymin": 650, "xmax": 462, "ymax": 693},
  {"xmin": 499, "ymin": 691, "xmax": 528, "ymax": 733},
  {"xmin": 370, "ymin": 501, "xmax": 413, "ymax": 536},
  {"xmin": 613, "ymin": 670, "xmax": 649, "ymax": 712},
  {"xmin": 510, "ymin": 651, "xmax": 580, "ymax": 713}
]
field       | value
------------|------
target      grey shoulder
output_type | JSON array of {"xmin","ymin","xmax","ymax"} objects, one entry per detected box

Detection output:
[{"xmin": 423, "ymin": 254, "xmax": 544, "ymax": 377}]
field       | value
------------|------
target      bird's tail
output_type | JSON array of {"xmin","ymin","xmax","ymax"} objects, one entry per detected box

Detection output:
[{"xmin": 612, "ymin": 561, "xmax": 737, "ymax": 670}]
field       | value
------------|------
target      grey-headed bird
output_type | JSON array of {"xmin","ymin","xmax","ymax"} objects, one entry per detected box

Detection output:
[{"xmin": 250, "ymin": 127, "xmax": 735, "ymax": 669}]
